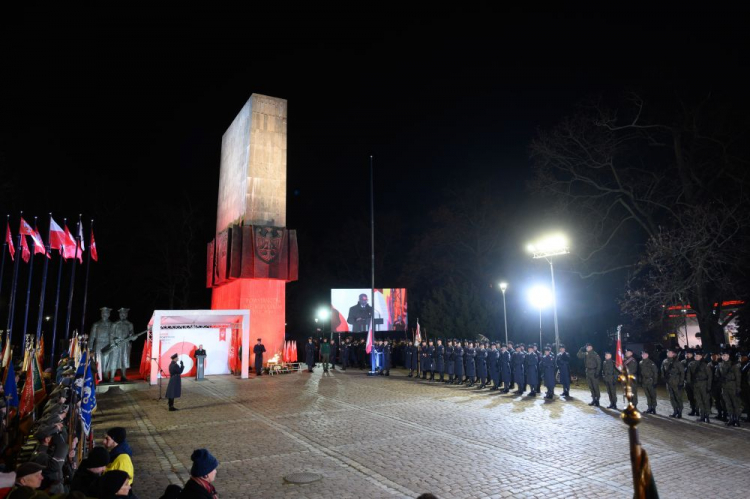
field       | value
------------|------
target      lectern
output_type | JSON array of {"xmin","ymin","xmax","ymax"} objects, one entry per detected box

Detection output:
[{"xmin": 195, "ymin": 354, "xmax": 206, "ymax": 381}]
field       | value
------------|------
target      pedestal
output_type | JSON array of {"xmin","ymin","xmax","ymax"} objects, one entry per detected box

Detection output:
[{"xmin": 196, "ymin": 354, "xmax": 206, "ymax": 381}]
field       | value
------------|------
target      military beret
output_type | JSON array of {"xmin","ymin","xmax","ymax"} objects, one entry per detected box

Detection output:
[
  {"xmin": 34, "ymin": 424, "xmax": 59, "ymax": 440},
  {"xmin": 625, "ymin": 347, "xmax": 633, "ymax": 353},
  {"xmin": 693, "ymin": 351, "xmax": 704, "ymax": 357},
  {"xmin": 585, "ymin": 343, "xmax": 592, "ymax": 347},
  {"xmin": 685, "ymin": 348, "xmax": 694, "ymax": 354},
  {"xmin": 604, "ymin": 351, "xmax": 612, "ymax": 355}
]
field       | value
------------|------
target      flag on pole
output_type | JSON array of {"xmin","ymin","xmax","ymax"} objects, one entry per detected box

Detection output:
[
  {"xmin": 32, "ymin": 228, "xmax": 47, "ymax": 257},
  {"xmin": 36, "ymin": 336, "xmax": 45, "ymax": 371},
  {"xmin": 3, "ymin": 357, "xmax": 18, "ymax": 407},
  {"xmin": 415, "ymin": 319, "xmax": 422, "ymax": 344},
  {"xmin": 366, "ymin": 318, "xmax": 374, "ymax": 354},
  {"xmin": 32, "ymin": 350, "xmax": 46, "ymax": 404},
  {"xmin": 291, "ymin": 341, "xmax": 297, "ymax": 362},
  {"xmin": 75, "ymin": 351, "xmax": 97, "ymax": 434},
  {"xmin": 20, "ymin": 233, "xmax": 30, "ymax": 263},
  {"xmin": 615, "ymin": 325, "xmax": 624, "ymax": 371},
  {"xmin": 90, "ymin": 226, "xmax": 98, "ymax": 262},
  {"xmin": 49, "ymin": 217, "xmax": 66, "ymax": 252},
  {"xmin": 62, "ymin": 224, "xmax": 80, "ymax": 262},
  {"xmin": 18, "ymin": 359, "xmax": 34, "ymax": 418},
  {"xmin": 18, "ymin": 217, "xmax": 34, "ymax": 237},
  {"xmin": 5, "ymin": 222, "xmax": 14, "ymax": 260},
  {"xmin": 1, "ymin": 338, "xmax": 11, "ymax": 369}
]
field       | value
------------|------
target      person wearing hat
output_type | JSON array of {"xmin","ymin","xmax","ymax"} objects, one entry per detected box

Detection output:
[
  {"xmin": 718, "ymin": 350, "xmax": 743, "ymax": 427},
  {"xmin": 475, "ymin": 341, "xmax": 488, "ymax": 389},
  {"xmin": 639, "ymin": 351, "xmax": 658, "ymax": 414},
  {"xmin": 488, "ymin": 342, "xmax": 500, "ymax": 390},
  {"xmin": 687, "ymin": 351, "xmax": 712, "ymax": 423},
  {"xmin": 178, "ymin": 449, "xmax": 219, "ymax": 499},
  {"xmin": 622, "ymin": 348, "xmax": 639, "ymax": 408},
  {"xmin": 742, "ymin": 352, "xmax": 750, "ymax": 422},
  {"xmin": 166, "ymin": 352, "xmax": 185, "ymax": 411},
  {"xmin": 433, "ymin": 338, "xmax": 444, "ymax": 382},
  {"xmin": 102, "ymin": 427, "xmax": 134, "ymax": 484},
  {"xmin": 11, "ymin": 462, "xmax": 45, "ymax": 491},
  {"xmin": 463, "ymin": 341, "xmax": 476, "ymax": 386},
  {"xmin": 541, "ymin": 345, "xmax": 557, "ymax": 399},
  {"xmin": 98, "ymin": 469, "xmax": 131, "ymax": 498},
  {"xmin": 499, "ymin": 343, "xmax": 512, "ymax": 393},
  {"xmin": 253, "ymin": 338, "xmax": 266, "ymax": 376},
  {"xmin": 512, "ymin": 344, "xmax": 526, "ymax": 394},
  {"xmin": 601, "ymin": 352, "xmax": 619, "ymax": 410},
  {"xmin": 30, "ymin": 423, "xmax": 68, "ymax": 495},
  {"xmin": 577, "ymin": 343, "xmax": 602, "ymax": 406},
  {"xmin": 681, "ymin": 349, "xmax": 697, "ymax": 416},
  {"xmin": 383, "ymin": 338, "xmax": 392, "ymax": 376},
  {"xmin": 319, "ymin": 337, "xmax": 331, "ymax": 373},
  {"xmin": 70, "ymin": 446, "xmax": 110, "ymax": 495},
  {"xmin": 305, "ymin": 337, "xmax": 315, "ymax": 373},
  {"xmin": 661, "ymin": 347, "xmax": 685, "ymax": 418},
  {"xmin": 452, "ymin": 340, "xmax": 464, "ymax": 385},
  {"xmin": 506, "ymin": 341, "xmax": 515, "ymax": 389},
  {"xmin": 88, "ymin": 306, "xmax": 114, "ymax": 381},
  {"xmin": 524, "ymin": 344, "xmax": 539, "ymax": 397}
]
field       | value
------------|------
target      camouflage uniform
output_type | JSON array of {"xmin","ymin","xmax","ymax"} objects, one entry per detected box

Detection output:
[
  {"xmin": 577, "ymin": 347, "xmax": 602, "ymax": 406},
  {"xmin": 661, "ymin": 356, "xmax": 685, "ymax": 417},
  {"xmin": 687, "ymin": 358, "xmax": 712, "ymax": 422},
  {"xmin": 719, "ymin": 358, "xmax": 743, "ymax": 427},
  {"xmin": 639, "ymin": 357, "xmax": 659, "ymax": 413}
]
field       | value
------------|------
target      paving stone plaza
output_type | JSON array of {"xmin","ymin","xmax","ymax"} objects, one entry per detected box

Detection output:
[{"xmin": 95, "ymin": 369, "xmax": 750, "ymax": 499}]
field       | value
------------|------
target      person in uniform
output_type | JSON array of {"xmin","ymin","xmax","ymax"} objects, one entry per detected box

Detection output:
[
  {"xmin": 525, "ymin": 344, "xmax": 539, "ymax": 397},
  {"xmin": 639, "ymin": 351, "xmax": 659, "ymax": 414},
  {"xmin": 533, "ymin": 344, "xmax": 543, "ymax": 394},
  {"xmin": 453, "ymin": 340, "xmax": 465, "ymax": 385},
  {"xmin": 305, "ymin": 337, "xmax": 315, "ymax": 372},
  {"xmin": 340, "ymin": 339, "xmax": 349, "ymax": 370},
  {"xmin": 577, "ymin": 343, "xmax": 601, "ymax": 406},
  {"xmin": 410, "ymin": 340, "xmax": 420, "ymax": 378},
  {"xmin": 418, "ymin": 341, "xmax": 429, "ymax": 379},
  {"xmin": 687, "ymin": 351, "xmax": 712, "ymax": 423},
  {"xmin": 476, "ymin": 342, "xmax": 488, "ymax": 389},
  {"xmin": 464, "ymin": 341, "xmax": 476, "ymax": 387},
  {"xmin": 166, "ymin": 353, "xmax": 184, "ymax": 411},
  {"xmin": 445, "ymin": 339, "xmax": 455, "ymax": 383},
  {"xmin": 719, "ymin": 350, "xmax": 743, "ymax": 427},
  {"xmin": 383, "ymin": 339, "xmax": 392, "ymax": 376},
  {"xmin": 329, "ymin": 340, "xmax": 337, "ymax": 369},
  {"xmin": 709, "ymin": 353, "xmax": 727, "ymax": 421},
  {"xmin": 253, "ymin": 338, "xmax": 266, "ymax": 376},
  {"xmin": 542, "ymin": 345, "xmax": 557, "ymax": 399},
  {"xmin": 741, "ymin": 352, "xmax": 750, "ymax": 422},
  {"xmin": 488, "ymin": 343, "xmax": 500, "ymax": 391},
  {"xmin": 623, "ymin": 348, "xmax": 639, "ymax": 408},
  {"xmin": 682, "ymin": 349, "xmax": 697, "ymax": 416},
  {"xmin": 320, "ymin": 338, "xmax": 331, "ymax": 373},
  {"xmin": 556, "ymin": 344, "xmax": 571, "ymax": 397},
  {"xmin": 434, "ymin": 338, "xmax": 445, "ymax": 382},
  {"xmin": 602, "ymin": 351, "xmax": 619, "ymax": 409},
  {"xmin": 661, "ymin": 347, "xmax": 685, "ymax": 418},
  {"xmin": 506, "ymin": 341, "xmax": 515, "ymax": 389},
  {"xmin": 404, "ymin": 341, "xmax": 414, "ymax": 377},
  {"xmin": 500, "ymin": 344, "xmax": 512, "ymax": 393},
  {"xmin": 512, "ymin": 344, "xmax": 526, "ymax": 394}
]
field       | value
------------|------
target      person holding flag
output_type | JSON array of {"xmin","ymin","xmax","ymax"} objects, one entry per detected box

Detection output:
[{"xmin": 602, "ymin": 351, "xmax": 620, "ymax": 410}]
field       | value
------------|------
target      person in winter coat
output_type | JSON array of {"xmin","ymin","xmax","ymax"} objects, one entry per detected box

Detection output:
[
  {"xmin": 178, "ymin": 449, "xmax": 219, "ymax": 499},
  {"xmin": 166, "ymin": 353, "xmax": 185, "ymax": 411}
]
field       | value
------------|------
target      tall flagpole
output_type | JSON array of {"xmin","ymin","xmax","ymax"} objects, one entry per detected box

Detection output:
[
  {"xmin": 35, "ymin": 214, "xmax": 53, "ymax": 357},
  {"xmin": 80, "ymin": 219, "xmax": 93, "ymax": 336},
  {"xmin": 6, "ymin": 212, "xmax": 24, "ymax": 346},
  {"xmin": 22, "ymin": 216, "xmax": 38, "ymax": 339},
  {"xmin": 49, "ymin": 217, "xmax": 67, "ymax": 368},
  {"xmin": 64, "ymin": 215, "xmax": 82, "ymax": 341},
  {"xmin": 370, "ymin": 155, "xmax": 375, "ymax": 371}
]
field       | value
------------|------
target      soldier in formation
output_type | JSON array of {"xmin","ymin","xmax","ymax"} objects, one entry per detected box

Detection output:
[{"xmin": 578, "ymin": 343, "xmax": 602, "ymax": 406}]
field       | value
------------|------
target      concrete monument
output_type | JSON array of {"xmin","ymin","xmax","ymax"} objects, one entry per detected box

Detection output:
[{"xmin": 207, "ymin": 94, "xmax": 298, "ymax": 373}]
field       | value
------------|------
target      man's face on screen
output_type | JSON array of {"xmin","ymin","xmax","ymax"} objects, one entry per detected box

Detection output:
[{"xmin": 358, "ymin": 294, "xmax": 368, "ymax": 306}]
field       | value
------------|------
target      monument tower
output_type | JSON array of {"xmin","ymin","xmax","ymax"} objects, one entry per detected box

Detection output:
[{"xmin": 207, "ymin": 94, "xmax": 298, "ymax": 370}]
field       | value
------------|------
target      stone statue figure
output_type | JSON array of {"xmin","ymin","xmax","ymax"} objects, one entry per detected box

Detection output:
[
  {"xmin": 88, "ymin": 306, "xmax": 114, "ymax": 379},
  {"xmin": 107, "ymin": 307, "xmax": 134, "ymax": 382}
]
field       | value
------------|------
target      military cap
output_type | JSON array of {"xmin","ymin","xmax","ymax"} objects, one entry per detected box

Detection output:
[
  {"xmin": 693, "ymin": 351, "xmax": 704, "ymax": 357},
  {"xmin": 625, "ymin": 347, "xmax": 633, "ymax": 353},
  {"xmin": 720, "ymin": 349, "xmax": 731, "ymax": 355},
  {"xmin": 558, "ymin": 343, "xmax": 565, "ymax": 348},
  {"xmin": 666, "ymin": 347, "xmax": 677, "ymax": 353},
  {"xmin": 15, "ymin": 462, "xmax": 45, "ymax": 480},
  {"xmin": 640, "ymin": 350, "xmax": 649, "ymax": 355},
  {"xmin": 118, "ymin": 307, "xmax": 130, "ymax": 313},
  {"xmin": 604, "ymin": 351, "xmax": 612, "ymax": 355},
  {"xmin": 685, "ymin": 348, "xmax": 694, "ymax": 354},
  {"xmin": 585, "ymin": 342, "xmax": 592, "ymax": 347},
  {"xmin": 518, "ymin": 343, "xmax": 525, "ymax": 348},
  {"xmin": 171, "ymin": 353, "xmax": 179, "ymax": 359},
  {"xmin": 99, "ymin": 306, "xmax": 112, "ymax": 312},
  {"xmin": 543, "ymin": 346, "xmax": 551, "ymax": 352},
  {"xmin": 34, "ymin": 424, "xmax": 59, "ymax": 440}
]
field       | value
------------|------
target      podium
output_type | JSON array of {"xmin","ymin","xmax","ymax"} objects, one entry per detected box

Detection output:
[{"xmin": 195, "ymin": 354, "xmax": 206, "ymax": 381}]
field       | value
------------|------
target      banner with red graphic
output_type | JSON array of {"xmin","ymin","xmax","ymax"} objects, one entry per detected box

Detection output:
[{"xmin": 158, "ymin": 328, "xmax": 230, "ymax": 377}]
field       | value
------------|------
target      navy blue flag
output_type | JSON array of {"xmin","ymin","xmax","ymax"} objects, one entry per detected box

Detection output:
[
  {"xmin": 4, "ymin": 360, "xmax": 19, "ymax": 407},
  {"xmin": 75, "ymin": 352, "xmax": 96, "ymax": 433}
]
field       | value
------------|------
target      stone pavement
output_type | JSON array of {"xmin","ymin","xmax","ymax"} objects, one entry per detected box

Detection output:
[{"xmin": 94, "ymin": 369, "xmax": 750, "ymax": 499}]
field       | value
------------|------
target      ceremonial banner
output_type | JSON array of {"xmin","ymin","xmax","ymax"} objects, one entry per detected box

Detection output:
[{"xmin": 158, "ymin": 328, "xmax": 230, "ymax": 377}]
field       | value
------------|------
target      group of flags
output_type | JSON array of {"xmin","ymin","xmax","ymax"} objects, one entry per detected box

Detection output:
[
  {"xmin": 5, "ymin": 216, "xmax": 97, "ymax": 264},
  {"xmin": 1, "ymin": 336, "xmax": 46, "ymax": 420},
  {"xmin": 282, "ymin": 340, "xmax": 297, "ymax": 362}
]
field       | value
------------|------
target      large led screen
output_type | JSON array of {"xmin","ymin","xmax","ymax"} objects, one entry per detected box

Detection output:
[{"xmin": 330, "ymin": 288, "xmax": 407, "ymax": 333}]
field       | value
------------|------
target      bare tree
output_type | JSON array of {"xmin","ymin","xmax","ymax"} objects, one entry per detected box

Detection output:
[{"xmin": 530, "ymin": 93, "xmax": 750, "ymax": 351}]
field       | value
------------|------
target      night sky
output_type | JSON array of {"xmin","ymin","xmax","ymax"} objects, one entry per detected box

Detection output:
[{"xmin": 2, "ymin": 7, "xmax": 748, "ymax": 350}]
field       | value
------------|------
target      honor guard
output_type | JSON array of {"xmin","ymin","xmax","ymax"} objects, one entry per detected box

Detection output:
[
  {"xmin": 578, "ymin": 343, "xmax": 602, "ymax": 407},
  {"xmin": 525, "ymin": 344, "xmax": 539, "ymax": 397},
  {"xmin": 512, "ymin": 344, "xmax": 526, "ymax": 394},
  {"xmin": 622, "ymin": 348, "xmax": 639, "ymax": 408},
  {"xmin": 639, "ymin": 351, "xmax": 658, "ymax": 414},
  {"xmin": 661, "ymin": 347, "xmax": 685, "ymax": 418},
  {"xmin": 602, "ymin": 352, "xmax": 619, "ymax": 410},
  {"xmin": 687, "ymin": 351, "xmax": 712, "ymax": 423},
  {"xmin": 453, "ymin": 340, "xmax": 465, "ymax": 385},
  {"xmin": 542, "ymin": 345, "xmax": 557, "ymax": 399},
  {"xmin": 434, "ymin": 339, "xmax": 446, "ymax": 382},
  {"xmin": 464, "ymin": 341, "xmax": 477, "ymax": 386}
]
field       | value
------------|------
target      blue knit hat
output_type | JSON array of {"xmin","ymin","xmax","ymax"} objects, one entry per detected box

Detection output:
[{"xmin": 190, "ymin": 449, "xmax": 219, "ymax": 477}]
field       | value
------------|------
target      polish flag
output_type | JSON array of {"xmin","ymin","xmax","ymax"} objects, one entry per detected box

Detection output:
[
  {"xmin": 366, "ymin": 318, "xmax": 374, "ymax": 354},
  {"xmin": 31, "ymin": 228, "xmax": 47, "ymax": 257},
  {"xmin": 615, "ymin": 325, "xmax": 624, "ymax": 371},
  {"xmin": 414, "ymin": 319, "xmax": 422, "ymax": 344},
  {"xmin": 5, "ymin": 222, "xmax": 14, "ymax": 261},
  {"xmin": 63, "ymin": 224, "xmax": 82, "ymax": 263},
  {"xmin": 18, "ymin": 217, "xmax": 34, "ymax": 237},
  {"xmin": 20, "ymin": 233, "xmax": 30, "ymax": 263},
  {"xmin": 49, "ymin": 217, "xmax": 66, "ymax": 252}
]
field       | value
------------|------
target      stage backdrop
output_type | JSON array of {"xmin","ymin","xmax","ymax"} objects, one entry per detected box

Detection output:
[
  {"xmin": 330, "ymin": 288, "xmax": 407, "ymax": 333},
  {"xmin": 158, "ymin": 328, "xmax": 231, "ymax": 377}
]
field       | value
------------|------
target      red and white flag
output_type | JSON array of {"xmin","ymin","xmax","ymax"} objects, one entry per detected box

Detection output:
[
  {"xmin": 19, "ymin": 217, "xmax": 34, "ymax": 237},
  {"xmin": 31, "ymin": 228, "xmax": 47, "ymax": 257},
  {"xmin": 77, "ymin": 222, "xmax": 85, "ymax": 253},
  {"xmin": 90, "ymin": 227, "xmax": 98, "ymax": 262},
  {"xmin": 49, "ymin": 217, "xmax": 66, "ymax": 252},
  {"xmin": 615, "ymin": 325, "xmax": 624, "ymax": 371},
  {"xmin": 5, "ymin": 222, "xmax": 14, "ymax": 261},
  {"xmin": 414, "ymin": 319, "xmax": 422, "ymax": 344},
  {"xmin": 366, "ymin": 318, "xmax": 374, "ymax": 354},
  {"xmin": 20, "ymin": 233, "xmax": 30, "ymax": 263},
  {"xmin": 62, "ymin": 224, "xmax": 82, "ymax": 263}
]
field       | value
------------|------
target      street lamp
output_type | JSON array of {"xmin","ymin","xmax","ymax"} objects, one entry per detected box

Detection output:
[
  {"xmin": 528, "ymin": 286, "xmax": 552, "ymax": 347},
  {"xmin": 317, "ymin": 307, "xmax": 330, "ymax": 340},
  {"xmin": 528, "ymin": 233, "xmax": 569, "ymax": 353},
  {"xmin": 499, "ymin": 282, "xmax": 509, "ymax": 345}
]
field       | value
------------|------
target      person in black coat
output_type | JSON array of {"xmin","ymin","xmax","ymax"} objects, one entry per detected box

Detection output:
[
  {"xmin": 488, "ymin": 343, "xmax": 500, "ymax": 390},
  {"xmin": 166, "ymin": 353, "xmax": 185, "ymax": 411},
  {"xmin": 513, "ymin": 344, "xmax": 526, "ymax": 394},
  {"xmin": 542, "ymin": 345, "xmax": 558, "ymax": 399},
  {"xmin": 500, "ymin": 344, "xmax": 512, "ymax": 393},
  {"xmin": 347, "ymin": 294, "xmax": 373, "ymax": 332},
  {"xmin": 453, "ymin": 340, "xmax": 465, "ymax": 385},
  {"xmin": 556, "ymin": 344, "xmax": 571, "ymax": 397},
  {"xmin": 178, "ymin": 448, "xmax": 219, "ymax": 499},
  {"xmin": 525, "ymin": 345, "xmax": 539, "ymax": 396},
  {"xmin": 445, "ymin": 340, "xmax": 455, "ymax": 383},
  {"xmin": 409, "ymin": 341, "xmax": 419, "ymax": 377},
  {"xmin": 253, "ymin": 339, "xmax": 266, "ymax": 376},
  {"xmin": 70, "ymin": 446, "xmax": 110, "ymax": 496},
  {"xmin": 305, "ymin": 337, "xmax": 315, "ymax": 372},
  {"xmin": 464, "ymin": 342, "xmax": 476, "ymax": 386},
  {"xmin": 434, "ymin": 339, "xmax": 445, "ymax": 382},
  {"xmin": 476, "ymin": 343, "xmax": 488, "ymax": 389},
  {"xmin": 382, "ymin": 339, "xmax": 392, "ymax": 376},
  {"xmin": 404, "ymin": 342, "xmax": 414, "ymax": 377}
]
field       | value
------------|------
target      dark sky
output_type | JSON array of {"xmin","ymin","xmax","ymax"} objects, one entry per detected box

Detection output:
[{"xmin": 1, "ymin": 6, "xmax": 748, "ymax": 344}]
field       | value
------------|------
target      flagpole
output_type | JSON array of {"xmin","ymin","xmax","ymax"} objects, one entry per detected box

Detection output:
[
  {"xmin": 6, "ymin": 213, "xmax": 24, "ymax": 346},
  {"xmin": 369, "ymin": 155, "xmax": 376, "ymax": 373},
  {"xmin": 80, "ymin": 219, "xmax": 93, "ymax": 336},
  {"xmin": 64, "ymin": 216, "xmax": 82, "ymax": 341},
  {"xmin": 49, "ymin": 218, "xmax": 66, "ymax": 369},
  {"xmin": 22, "ymin": 217, "xmax": 38, "ymax": 340},
  {"xmin": 34, "ymin": 214, "xmax": 53, "ymax": 365}
]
